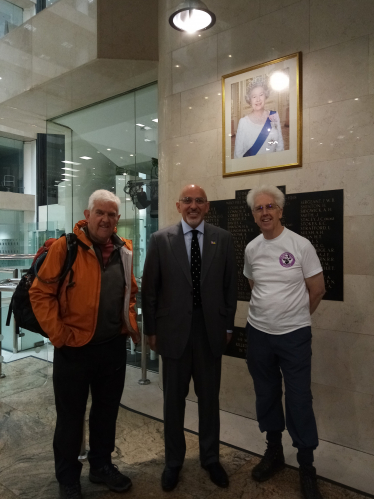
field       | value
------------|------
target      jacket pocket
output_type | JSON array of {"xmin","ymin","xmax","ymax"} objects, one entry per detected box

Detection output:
[
  {"xmin": 219, "ymin": 306, "xmax": 227, "ymax": 316},
  {"xmin": 155, "ymin": 307, "xmax": 170, "ymax": 318}
]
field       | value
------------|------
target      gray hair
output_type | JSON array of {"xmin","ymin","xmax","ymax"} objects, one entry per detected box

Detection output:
[
  {"xmin": 87, "ymin": 189, "xmax": 121, "ymax": 212},
  {"xmin": 245, "ymin": 77, "xmax": 270, "ymax": 106},
  {"xmin": 247, "ymin": 185, "xmax": 285, "ymax": 210}
]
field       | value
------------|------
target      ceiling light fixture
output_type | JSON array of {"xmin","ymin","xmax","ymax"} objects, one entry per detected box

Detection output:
[
  {"xmin": 62, "ymin": 160, "xmax": 81, "ymax": 165},
  {"xmin": 152, "ymin": 118, "xmax": 158, "ymax": 123},
  {"xmin": 169, "ymin": 0, "xmax": 215, "ymax": 33},
  {"xmin": 80, "ymin": 156, "xmax": 92, "ymax": 160},
  {"xmin": 136, "ymin": 123, "xmax": 145, "ymax": 127},
  {"xmin": 62, "ymin": 167, "xmax": 80, "ymax": 172}
]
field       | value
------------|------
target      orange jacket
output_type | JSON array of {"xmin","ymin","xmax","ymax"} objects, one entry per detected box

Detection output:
[{"xmin": 29, "ymin": 220, "xmax": 139, "ymax": 348}]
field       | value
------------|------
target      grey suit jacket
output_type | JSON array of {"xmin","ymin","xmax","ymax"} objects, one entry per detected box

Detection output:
[{"xmin": 141, "ymin": 221, "xmax": 237, "ymax": 359}]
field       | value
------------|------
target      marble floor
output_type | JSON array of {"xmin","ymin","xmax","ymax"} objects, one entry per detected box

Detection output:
[{"xmin": 0, "ymin": 356, "xmax": 372, "ymax": 499}]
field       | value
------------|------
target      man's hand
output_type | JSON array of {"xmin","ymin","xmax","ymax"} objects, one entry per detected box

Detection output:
[
  {"xmin": 226, "ymin": 333, "xmax": 232, "ymax": 344},
  {"xmin": 132, "ymin": 331, "xmax": 141, "ymax": 344},
  {"xmin": 147, "ymin": 334, "xmax": 157, "ymax": 351},
  {"xmin": 305, "ymin": 272, "xmax": 325, "ymax": 314}
]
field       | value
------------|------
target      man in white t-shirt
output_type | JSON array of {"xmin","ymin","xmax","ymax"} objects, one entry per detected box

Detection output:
[{"xmin": 243, "ymin": 185, "xmax": 326, "ymax": 499}]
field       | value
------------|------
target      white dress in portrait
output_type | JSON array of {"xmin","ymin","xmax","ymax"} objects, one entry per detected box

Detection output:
[{"xmin": 234, "ymin": 112, "xmax": 284, "ymax": 159}]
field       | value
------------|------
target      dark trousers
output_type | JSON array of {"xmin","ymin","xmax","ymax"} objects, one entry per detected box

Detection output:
[
  {"xmin": 246, "ymin": 323, "xmax": 318, "ymax": 459},
  {"xmin": 162, "ymin": 309, "xmax": 222, "ymax": 468},
  {"xmin": 53, "ymin": 334, "xmax": 127, "ymax": 484}
]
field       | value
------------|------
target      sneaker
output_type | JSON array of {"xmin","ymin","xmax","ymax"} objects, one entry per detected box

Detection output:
[
  {"xmin": 59, "ymin": 482, "xmax": 82, "ymax": 499},
  {"xmin": 252, "ymin": 444, "xmax": 285, "ymax": 482},
  {"xmin": 300, "ymin": 465, "xmax": 323, "ymax": 499},
  {"xmin": 89, "ymin": 463, "xmax": 132, "ymax": 492}
]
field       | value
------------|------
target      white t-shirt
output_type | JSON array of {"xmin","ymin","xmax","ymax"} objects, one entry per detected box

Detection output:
[{"xmin": 243, "ymin": 227, "xmax": 323, "ymax": 335}]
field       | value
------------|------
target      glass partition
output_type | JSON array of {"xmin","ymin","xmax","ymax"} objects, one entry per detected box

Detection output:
[
  {"xmin": 0, "ymin": 0, "xmax": 23, "ymax": 38},
  {"xmin": 45, "ymin": 83, "xmax": 159, "ymax": 371},
  {"xmin": 0, "ymin": 136, "xmax": 24, "ymax": 193}
]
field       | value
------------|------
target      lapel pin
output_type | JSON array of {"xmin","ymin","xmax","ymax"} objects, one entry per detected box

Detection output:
[{"xmin": 211, "ymin": 241, "xmax": 216, "ymax": 245}]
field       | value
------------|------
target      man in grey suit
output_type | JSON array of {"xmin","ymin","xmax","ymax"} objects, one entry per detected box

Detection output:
[{"xmin": 142, "ymin": 184, "xmax": 237, "ymax": 492}]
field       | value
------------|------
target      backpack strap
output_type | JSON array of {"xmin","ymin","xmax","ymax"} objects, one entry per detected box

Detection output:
[{"xmin": 35, "ymin": 233, "xmax": 88, "ymax": 285}]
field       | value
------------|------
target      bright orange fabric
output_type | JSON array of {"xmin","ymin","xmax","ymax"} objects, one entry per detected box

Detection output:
[{"xmin": 29, "ymin": 219, "xmax": 139, "ymax": 348}]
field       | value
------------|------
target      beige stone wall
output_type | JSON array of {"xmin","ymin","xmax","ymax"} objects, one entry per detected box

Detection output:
[{"xmin": 158, "ymin": 0, "xmax": 374, "ymax": 454}]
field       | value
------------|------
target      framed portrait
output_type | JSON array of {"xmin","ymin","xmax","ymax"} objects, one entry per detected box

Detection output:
[{"xmin": 222, "ymin": 52, "xmax": 301, "ymax": 177}]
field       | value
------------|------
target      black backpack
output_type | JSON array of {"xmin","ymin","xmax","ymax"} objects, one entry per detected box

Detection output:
[{"xmin": 6, "ymin": 233, "xmax": 80, "ymax": 338}]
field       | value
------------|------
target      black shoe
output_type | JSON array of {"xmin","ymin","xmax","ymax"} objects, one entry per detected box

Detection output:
[
  {"xmin": 252, "ymin": 444, "xmax": 285, "ymax": 482},
  {"xmin": 59, "ymin": 482, "xmax": 82, "ymax": 499},
  {"xmin": 300, "ymin": 465, "xmax": 323, "ymax": 499},
  {"xmin": 202, "ymin": 462, "xmax": 229, "ymax": 488},
  {"xmin": 89, "ymin": 463, "xmax": 132, "ymax": 492},
  {"xmin": 161, "ymin": 465, "xmax": 182, "ymax": 492}
]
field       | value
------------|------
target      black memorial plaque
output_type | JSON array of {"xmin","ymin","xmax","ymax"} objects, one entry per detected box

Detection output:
[
  {"xmin": 205, "ymin": 188, "xmax": 344, "ymax": 359},
  {"xmin": 283, "ymin": 190, "xmax": 344, "ymax": 301},
  {"xmin": 225, "ymin": 326, "xmax": 247, "ymax": 359}
]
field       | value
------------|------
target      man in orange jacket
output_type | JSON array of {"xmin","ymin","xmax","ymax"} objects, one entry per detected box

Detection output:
[{"xmin": 30, "ymin": 189, "xmax": 140, "ymax": 499}]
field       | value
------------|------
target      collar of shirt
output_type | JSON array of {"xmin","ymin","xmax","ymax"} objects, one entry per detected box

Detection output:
[
  {"xmin": 181, "ymin": 219, "xmax": 204, "ymax": 264},
  {"xmin": 181, "ymin": 219, "xmax": 205, "ymax": 235}
]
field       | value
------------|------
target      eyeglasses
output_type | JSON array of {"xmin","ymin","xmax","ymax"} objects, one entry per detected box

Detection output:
[
  {"xmin": 253, "ymin": 203, "xmax": 279, "ymax": 213},
  {"xmin": 179, "ymin": 197, "xmax": 207, "ymax": 205}
]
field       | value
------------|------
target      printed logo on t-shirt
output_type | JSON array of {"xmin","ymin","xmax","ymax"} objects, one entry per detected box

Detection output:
[{"xmin": 279, "ymin": 252, "xmax": 295, "ymax": 268}]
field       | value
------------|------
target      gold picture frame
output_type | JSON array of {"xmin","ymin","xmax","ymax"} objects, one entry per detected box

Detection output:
[{"xmin": 222, "ymin": 52, "xmax": 302, "ymax": 177}]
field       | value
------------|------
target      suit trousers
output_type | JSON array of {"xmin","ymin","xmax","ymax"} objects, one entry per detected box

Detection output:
[
  {"xmin": 53, "ymin": 334, "xmax": 127, "ymax": 485},
  {"xmin": 162, "ymin": 309, "xmax": 222, "ymax": 468},
  {"xmin": 246, "ymin": 323, "xmax": 318, "ymax": 452}
]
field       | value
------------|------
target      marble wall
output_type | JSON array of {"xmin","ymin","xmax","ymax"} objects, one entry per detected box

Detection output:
[{"xmin": 158, "ymin": 0, "xmax": 374, "ymax": 455}]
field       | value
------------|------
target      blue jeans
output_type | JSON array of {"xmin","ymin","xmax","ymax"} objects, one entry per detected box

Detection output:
[{"xmin": 246, "ymin": 323, "xmax": 318, "ymax": 453}]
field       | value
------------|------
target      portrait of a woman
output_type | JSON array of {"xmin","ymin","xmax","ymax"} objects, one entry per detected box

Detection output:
[{"xmin": 234, "ymin": 76, "xmax": 284, "ymax": 159}]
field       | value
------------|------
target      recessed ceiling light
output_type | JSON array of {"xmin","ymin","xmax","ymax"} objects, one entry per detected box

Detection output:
[
  {"xmin": 107, "ymin": 148, "xmax": 111, "ymax": 151},
  {"xmin": 0, "ymin": 77, "xmax": 2, "ymax": 80},
  {"xmin": 62, "ymin": 160, "xmax": 81, "ymax": 165},
  {"xmin": 120, "ymin": 156, "xmax": 123, "ymax": 159},
  {"xmin": 123, "ymin": 173, "xmax": 127, "ymax": 176},
  {"xmin": 62, "ymin": 173, "xmax": 78, "ymax": 177},
  {"xmin": 136, "ymin": 123, "xmax": 145, "ymax": 127},
  {"xmin": 144, "ymin": 126, "xmax": 151, "ymax": 130},
  {"xmin": 144, "ymin": 139, "xmax": 151, "ymax": 142},
  {"xmin": 126, "ymin": 198, "xmax": 131, "ymax": 201},
  {"xmin": 130, "ymin": 154, "xmax": 134, "ymax": 157},
  {"xmin": 80, "ymin": 156, "xmax": 92, "ymax": 160},
  {"xmin": 62, "ymin": 167, "xmax": 80, "ymax": 172},
  {"xmin": 152, "ymin": 118, "xmax": 158, "ymax": 123}
]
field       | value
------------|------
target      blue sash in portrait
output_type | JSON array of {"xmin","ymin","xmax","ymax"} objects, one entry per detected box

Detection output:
[{"xmin": 243, "ymin": 110, "xmax": 276, "ymax": 157}]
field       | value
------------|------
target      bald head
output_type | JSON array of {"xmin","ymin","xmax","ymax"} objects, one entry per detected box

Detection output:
[
  {"xmin": 179, "ymin": 184, "xmax": 207, "ymax": 201},
  {"xmin": 176, "ymin": 184, "xmax": 210, "ymax": 229}
]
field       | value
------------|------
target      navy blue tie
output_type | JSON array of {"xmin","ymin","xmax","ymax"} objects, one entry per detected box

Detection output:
[{"xmin": 191, "ymin": 230, "xmax": 202, "ymax": 309}]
